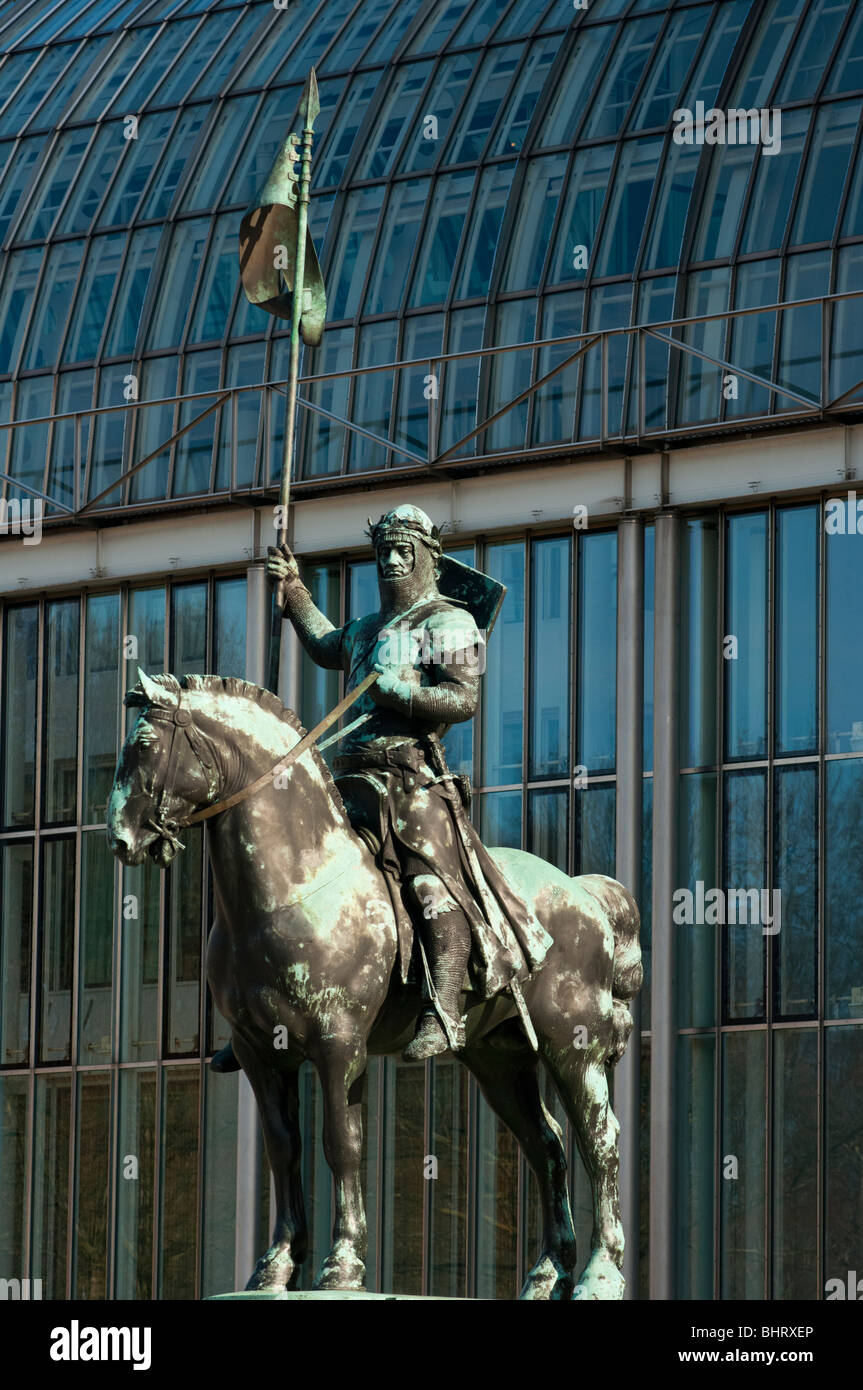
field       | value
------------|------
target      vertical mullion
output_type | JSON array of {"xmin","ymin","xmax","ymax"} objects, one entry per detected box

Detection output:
[
  {"xmin": 151, "ymin": 583, "xmax": 170, "ymax": 1298},
  {"xmin": 765, "ymin": 503, "xmax": 776, "ymax": 1299},
  {"xmin": 24, "ymin": 598, "xmax": 44, "ymax": 1282},
  {"xmin": 816, "ymin": 487, "xmax": 826, "ymax": 1299},
  {"xmin": 713, "ymin": 509, "xmax": 726, "ymax": 1301}
]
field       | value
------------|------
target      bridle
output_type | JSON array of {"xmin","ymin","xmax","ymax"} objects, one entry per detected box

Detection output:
[{"xmin": 129, "ymin": 671, "xmax": 378, "ymax": 855}]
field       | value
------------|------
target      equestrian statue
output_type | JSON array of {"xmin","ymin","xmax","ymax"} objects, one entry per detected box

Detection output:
[{"xmin": 106, "ymin": 502, "xmax": 642, "ymax": 1301}]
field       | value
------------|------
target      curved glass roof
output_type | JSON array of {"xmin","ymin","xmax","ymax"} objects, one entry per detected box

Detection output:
[{"xmin": 1, "ymin": 0, "xmax": 862, "ymax": 510}]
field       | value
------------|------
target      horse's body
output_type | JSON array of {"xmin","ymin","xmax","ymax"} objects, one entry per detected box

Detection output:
[{"xmin": 107, "ymin": 673, "xmax": 642, "ymax": 1301}]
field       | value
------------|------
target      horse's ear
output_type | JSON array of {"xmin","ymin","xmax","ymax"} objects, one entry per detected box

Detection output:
[{"xmin": 136, "ymin": 668, "xmax": 179, "ymax": 707}]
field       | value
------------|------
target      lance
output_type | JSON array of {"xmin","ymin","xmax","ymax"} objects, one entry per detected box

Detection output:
[{"xmin": 238, "ymin": 68, "xmax": 325, "ymax": 609}]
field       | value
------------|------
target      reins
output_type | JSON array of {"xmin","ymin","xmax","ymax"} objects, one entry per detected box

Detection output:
[{"xmin": 143, "ymin": 672, "xmax": 379, "ymax": 848}]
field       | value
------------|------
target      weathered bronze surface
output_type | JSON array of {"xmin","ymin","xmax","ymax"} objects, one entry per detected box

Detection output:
[{"xmin": 106, "ymin": 505, "xmax": 642, "ymax": 1301}]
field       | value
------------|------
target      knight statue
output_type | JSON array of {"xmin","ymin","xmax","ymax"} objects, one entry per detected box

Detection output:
[{"xmin": 265, "ymin": 504, "xmax": 552, "ymax": 1060}]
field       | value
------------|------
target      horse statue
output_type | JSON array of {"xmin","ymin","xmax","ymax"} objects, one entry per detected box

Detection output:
[{"xmin": 106, "ymin": 668, "xmax": 642, "ymax": 1301}]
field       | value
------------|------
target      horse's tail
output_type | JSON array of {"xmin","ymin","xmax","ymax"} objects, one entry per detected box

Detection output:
[{"xmin": 579, "ymin": 874, "xmax": 643, "ymax": 1067}]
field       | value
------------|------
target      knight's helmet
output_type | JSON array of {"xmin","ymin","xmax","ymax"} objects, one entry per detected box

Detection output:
[{"xmin": 366, "ymin": 504, "xmax": 442, "ymax": 603}]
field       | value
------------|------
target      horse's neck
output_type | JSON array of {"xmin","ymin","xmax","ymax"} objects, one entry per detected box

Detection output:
[{"xmin": 206, "ymin": 694, "xmax": 356, "ymax": 905}]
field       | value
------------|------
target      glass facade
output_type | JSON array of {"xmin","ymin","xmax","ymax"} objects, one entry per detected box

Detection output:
[
  {"xmin": 1, "ymin": 0, "xmax": 862, "ymax": 1303},
  {"xmin": 3, "ymin": 0, "xmax": 863, "ymax": 514}
]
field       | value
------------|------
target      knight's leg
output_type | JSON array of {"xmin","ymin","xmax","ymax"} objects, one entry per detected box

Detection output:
[
  {"xmin": 310, "ymin": 1038, "xmax": 368, "ymax": 1291},
  {"xmin": 462, "ymin": 1026, "xmax": 577, "ymax": 1300},
  {"xmin": 403, "ymin": 872, "xmax": 471, "ymax": 1061},
  {"xmin": 232, "ymin": 1047, "xmax": 308, "ymax": 1292}
]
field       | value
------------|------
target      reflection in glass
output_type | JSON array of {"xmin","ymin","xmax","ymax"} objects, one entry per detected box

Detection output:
[
  {"xmin": 365, "ymin": 181, "xmax": 429, "ymax": 316},
  {"xmin": 482, "ymin": 542, "xmax": 524, "ymax": 786},
  {"xmin": 826, "ymin": 513, "xmax": 863, "ymax": 753},
  {"xmin": 120, "ymin": 858, "xmax": 160, "ymax": 1063},
  {"xmin": 531, "ymin": 291, "xmax": 583, "ymax": 444},
  {"xmin": 428, "ymin": 1058, "xmax": 468, "ymax": 1297},
  {"xmin": 32, "ymin": 1073, "xmax": 71, "ymax": 1299},
  {"xmin": 74, "ymin": 1072, "xmax": 110, "ymax": 1298},
  {"xmin": 116, "ymin": 1068, "xmax": 156, "ymax": 1298},
  {"xmin": 484, "ymin": 299, "xmax": 534, "ymax": 453},
  {"xmin": 528, "ymin": 788, "xmax": 568, "ymax": 873},
  {"xmin": 577, "ymin": 531, "xmax": 617, "ymax": 773},
  {"xmin": 825, "ymin": 1026, "xmax": 863, "ymax": 1283},
  {"xmin": 2, "ymin": 605, "xmax": 38, "ymax": 828},
  {"xmin": 171, "ymin": 582, "xmax": 207, "ymax": 678},
  {"xmin": 159, "ymin": 1066, "xmax": 200, "ymax": 1299},
  {"xmin": 381, "ymin": 1061, "xmax": 425, "ymax": 1295},
  {"xmin": 547, "ymin": 145, "xmax": 615, "ymax": 287},
  {"xmin": 454, "ymin": 162, "xmax": 514, "ymax": 302},
  {"xmin": 0, "ymin": 1075, "xmax": 28, "ymax": 1274},
  {"xmin": 726, "ymin": 259, "xmax": 778, "ymax": 418},
  {"xmin": 166, "ymin": 825, "xmax": 203, "ymax": 1055},
  {"xmin": 772, "ymin": 1028, "xmax": 817, "ymax": 1298},
  {"xmin": 529, "ymin": 536, "xmax": 570, "ymax": 778},
  {"xmin": 774, "ymin": 767, "xmax": 817, "ymax": 1019},
  {"xmin": 78, "ymin": 830, "xmax": 115, "ymax": 1063},
  {"xmin": 0, "ymin": 840, "xmax": 33, "ymax": 1065},
  {"xmin": 725, "ymin": 512, "xmax": 767, "ymax": 760},
  {"xmin": 202, "ymin": 1070, "xmax": 239, "ymax": 1298},
  {"xmin": 677, "ymin": 772, "xmax": 717, "ymax": 1030},
  {"xmin": 437, "ymin": 307, "xmax": 483, "ymax": 457},
  {"xmin": 777, "ymin": 251, "xmax": 830, "ymax": 404},
  {"xmin": 43, "ymin": 598, "xmax": 79, "ymax": 824},
  {"xmin": 348, "ymin": 321, "xmax": 398, "ymax": 472},
  {"xmin": 776, "ymin": 506, "xmax": 817, "ymax": 754},
  {"xmin": 825, "ymin": 760, "xmax": 863, "ymax": 1019},
  {"xmin": 480, "ymin": 791, "xmax": 522, "ymax": 849},
  {"xmin": 441, "ymin": 544, "xmax": 475, "ymax": 777},
  {"xmin": 409, "ymin": 172, "xmax": 474, "ymax": 308},
  {"xmin": 40, "ymin": 837, "xmax": 75, "ymax": 1064},
  {"xmin": 723, "ymin": 770, "xmax": 767, "ymax": 1021},
  {"xmin": 679, "ymin": 517, "xmax": 718, "ymax": 768},
  {"xmin": 676, "ymin": 1034, "xmax": 714, "ymax": 1299},
  {"xmin": 475, "ymin": 1094, "xmax": 518, "ymax": 1299},
  {"xmin": 83, "ymin": 592, "xmax": 120, "ymax": 822},
  {"xmin": 721, "ymin": 1030, "xmax": 766, "ymax": 1299},
  {"xmin": 740, "ymin": 108, "xmax": 808, "ymax": 255},
  {"xmin": 213, "ymin": 577, "xmax": 246, "ymax": 681},
  {"xmin": 577, "ymin": 784, "xmax": 615, "ymax": 877}
]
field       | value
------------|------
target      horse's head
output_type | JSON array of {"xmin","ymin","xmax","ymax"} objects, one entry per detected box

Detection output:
[{"xmin": 107, "ymin": 669, "xmax": 219, "ymax": 869}]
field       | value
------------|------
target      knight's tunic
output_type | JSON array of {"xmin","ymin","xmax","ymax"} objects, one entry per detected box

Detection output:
[{"xmin": 328, "ymin": 595, "xmax": 552, "ymax": 996}]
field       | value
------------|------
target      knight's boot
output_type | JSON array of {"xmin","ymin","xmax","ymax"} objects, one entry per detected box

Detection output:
[
  {"xmin": 210, "ymin": 1039, "xmax": 241, "ymax": 1073},
  {"xmin": 403, "ymin": 909, "xmax": 471, "ymax": 1062}
]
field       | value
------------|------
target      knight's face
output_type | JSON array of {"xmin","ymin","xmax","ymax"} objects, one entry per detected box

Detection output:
[{"xmin": 377, "ymin": 542, "xmax": 415, "ymax": 580}]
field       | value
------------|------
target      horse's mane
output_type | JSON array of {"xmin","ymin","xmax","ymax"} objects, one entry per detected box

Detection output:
[{"xmin": 132, "ymin": 672, "xmax": 346, "ymax": 814}]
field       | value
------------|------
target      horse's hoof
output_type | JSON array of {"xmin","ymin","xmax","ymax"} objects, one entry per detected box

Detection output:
[
  {"xmin": 245, "ymin": 1246, "xmax": 295, "ymax": 1292},
  {"xmin": 518, "ymin": 1254, "xmax": 573, "ymax": 1301},
  {"xmin": 313, "ymin": 1242, "xmax": 366, "ymax": 1292},
  {"xmin": 572, "ymin": 1251, "xmax": 625, "ymax": 1300}
]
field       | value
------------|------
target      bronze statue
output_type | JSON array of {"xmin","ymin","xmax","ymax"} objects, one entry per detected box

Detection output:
[{"xmin": 105, "ymin": 510, "xmax": 642, "ymax": 1299}]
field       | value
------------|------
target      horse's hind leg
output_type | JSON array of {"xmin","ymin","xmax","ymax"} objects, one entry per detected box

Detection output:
[
  {"xmin": 236, "ymin": 1053, "xmax": 307, "ymax": 1292},
  {"xmin": 548, "ymin": 1052, "xmax": 625, "ymax": 1300},
  {"xmin": 311, "ymin": 1037, "xmax": 368, "ymax": 1291},
  {"xmin": 462, "ymin": 1028, "xmax": 577, "ymax": 1300}
]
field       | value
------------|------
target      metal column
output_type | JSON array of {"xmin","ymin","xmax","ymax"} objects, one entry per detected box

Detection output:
[
  {"xmin": 649, "ymin": 512, "xmax": 680, "ymax": 1300},
  {"xmin": 614, "ymin": 516, "xmax": 644, "ymax": 1299},
  {"xmin": 234, "ymin": 561, "xmax": 270, "ymax": 1290}
]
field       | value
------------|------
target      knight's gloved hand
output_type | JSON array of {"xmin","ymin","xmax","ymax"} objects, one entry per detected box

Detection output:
[
  {"xmin": 266, "ymin": 543, "xmax": 301, "ymax": 590},
  {"xmin": 370, "ymin": 664, "xmax": 412, "ymax": 713}
]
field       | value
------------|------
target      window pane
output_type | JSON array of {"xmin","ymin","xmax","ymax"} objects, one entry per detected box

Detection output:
[
  {"xmin": 171, "ymin": 581, "xmax": 208, "ymax": 678},
  {"xmin": 475, "ymin": 1095, "xmax": 518, "ymax": 1299},
  {"xmin": 364, "ymin": 180, "xmax": 429, "ymax": 316},
  {"xmin": 528, "ymin": 787, "xmax": 568, "ymax": 873},
  {"xmin": 677, "ymin": 772, "xmax": 717, "ymax": 1030},
  {"xmin": 159, "ymin": 1066, "xmax": 200, "ymax": 1298},
  {"xmin": 127, "ymin": 586, "xmax": 166, "ymax": 699},
  {"xmin": 347, "ymin": 321, "xmax": 398, "ymax": 473},
  {"xmin": 437, "ymin": 305, "xmax": 483, "ymax": 457},
  {"xmin": 0, "ymin": 248, "xmax": 43, "ymax": 375},
  {"xmin": 380, "ymin": 1060, "xmax": 425, "ymax": 1295},
  {"xmin": 393, "ymin": 312, "xmax": 444, "ymax": 459},
  {"xmin": 679, "ymin": 517, "xmax": 718, "ymax": 769},
  {"xmin": 479, "ymin": 790, "xmax": 522, "ymax": 849},
  {"xmin": 116, "ymin": 1068, "xmax": 156, "ymax": 1298},
  {"xmin": 78, "ymin": 830, "xmax": 115, "ymax": 1063},
  {"xmin": 354, "ymin": 60, "xmax": 434, "ymax": 179},
  {"xmin": 408, "ymin": 172, "xmax": 473, "ymax": 309},
  {"xmin": 826, "ymin": 499, "xmax": 863, "ymax": 752},
  {"xmin": 454, "ymin": 162, "xmax": 514, "ymax": 301},
  {"xmin": 676, "ymin": 1034, "xmax": 715, "ymax": 1299},
  {"xmin": 582, "ymin": 15, "xmax": 663, "ymax": 140},
  {"xmin": 0, "ymin": 841, "xmax": 33, "ymax": 1065},
  {"xmin": 74, "ymin": 1072, "xmax": 110, "ymax": 1298},
  {"xmin": 23, "ymin": 240, "xmax": 84, "ymax": 371},
  {"xmin": 547, "ymin": 145, "xmax": 614, "ymax": 288},
  {"xmin": 213, "ymin": 576, "xmax": 246, "ymax": 681},
  {"xmin": 720, "ymin": 1030, "xmax": 766, "ymax": 1299},
  {"xmin": 776, "ymin": 250, "xmax": 831, "ymax": 404},
  {"xmin": 2, "ymin": 605, "xmax": 38, "ymax": 828},
  {"xmin": 576, "ymin": 783, "xmax": 615, "ymax": 876},
  {"xmin": 187, "ymin": 214, "xmax": 236, "ymax": 344},
  {"xmin": 740, "ymin": 108, "xmax": 809, "ymax": 255},
  {"xmin": 120, "ymin": 858, "xmax": 160, "ymax": 1063},
  {"xmin": 723, "ymin": 770, "xmax": 767, "ymax": 1022},
  {"xmin": 534, "ymin": 22, "xmax": 617, "ymax": 146},
  {"xmin": 642, "ymin": 142, "xmax": 699, "ymax": 271},
  {"xmin": 724, "ymin": 512, "xmax": 767, "ymax": 760},
  {"xmin": 577, "ymin": 531, "xmax": 617, "ymax": 773},
  {"xmin": 103, "ymin": 225, "xmax": 161, "ymax": 358},
  {"xmin": 790, "ymin": 102, "xmax": 858, "ymax": 247},
  {"xmin": 401, "ymin": 53, "xmax": 474, "ymax": 171},
  {"xmin": 300, "ymin": 326, "xmax": 352, "ymax": 476},
  {"xmin": 775, "ymin": 505, "xmax": 817, "ymax": 754},
  {"xmin": 531, "ymin": 290, "xmax": 583, "ymax": 445},
  {"xmin": 0, "ymin": 1076, "xmax": 28, "ymax": 1276},
  {"xmin": 40, "ymin": 837, "xmax": 76, "ymax": 1064},
  {"xmin": 825, "ymin": 1025, "xmax": 863, "ymax": 1289},
  {"xmin": 774, "ymin": 766, "xmax": 817, "ymax": 1019},
  {"xmin": 777, "ymin": 0, "xmax": 850, "ymax": 101},
  {"xmin": 428, "ymin": 1058, "xmax": 468, "ymax": 1297},
  {"xmin": 772, "ymin": 1029, "xmax": 818, "ymax": 1299},
  {"xmin": 201, "ymin": 1070, "xmax": 238, "ymax": 1298},
  {"xmin": 299, "ymin": 563, "xmax": 340, "ymax": 731},
  {"xmin": 83, "ymin": 592, "xmax": 120, "ymax": 823},
  {"xmin": 484, "ymin": 298, "xmax": 534, "ymax": 453},
  {"xmin": 593, "ymin": 138, "xmax": 662, "ymax": 278},
  {"xmin": 147, "ymin": 217, "xmax": 209, "ymax": 351},
  {"xmin": 32, "ymin": 1074, "xmax": 71, "ymax": 1299},
  {"xmin": 176, "ymin": 350, "xmax": 220, "ymax": 496},
  {"xmin": 529, "ymin": 536, "xmax": 570, "ymax": 778},
  {"xmin": 500, "ymin": 154, "xmax": 565, "ymax": 293},
  {"xmin": 726, "ymin": 259, "xmax": 779, "ymax": 419},
  {"xmin": 44, "ymin": 598, "xmax": 80, "ymax": 824},
  {"xmin": 482, "ymin": 542, "xmax": 524, "ymax": 786},
  {"xmin": 327, "ymin": 185, "xmax": 386, "ymax": 321},
  {"xmin": 825, "ymin": 760, "xmax": 863, "ymax": 1019},
  {"xmin": 166, "ymin": 825, "xmax": 202, "ymax": 1055}
]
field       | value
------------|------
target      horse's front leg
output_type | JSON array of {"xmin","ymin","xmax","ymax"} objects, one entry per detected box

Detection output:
[
  {"xmin": 233, "ymin": 1042, "xmax": 307, "ymax": 1292},
  {"xmin": 311, "ymin": 1035, "xmax": 368, "ymax": 1291}
]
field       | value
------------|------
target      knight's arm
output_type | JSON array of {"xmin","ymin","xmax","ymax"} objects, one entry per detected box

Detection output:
[
  {"xmin": 409, "ymin": 662, "xmax": 479, "ymax": 722},
  {"xmin": 268, "ymin": 545, "xmax": 344, "ymax": 670}
]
